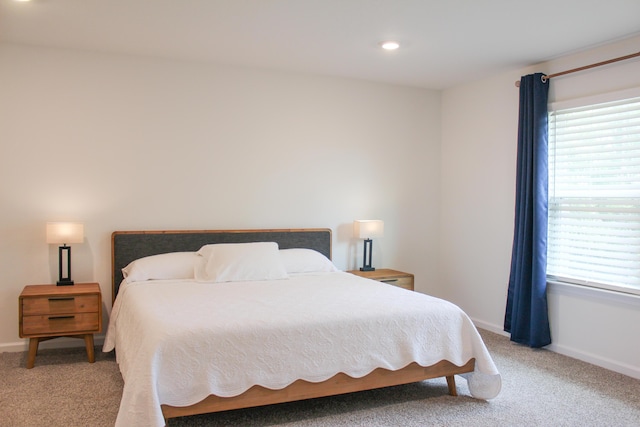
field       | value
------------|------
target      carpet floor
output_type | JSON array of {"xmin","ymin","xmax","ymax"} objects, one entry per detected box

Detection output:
[{"xmin": 1, "ymin": 329, "xmax": 639, "ymax": 426}]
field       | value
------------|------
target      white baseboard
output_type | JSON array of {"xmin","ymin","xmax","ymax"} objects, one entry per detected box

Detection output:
[
  {"xmin": 0, "ymin": 334, "xmax": 106, "ymax": 354},
  {"xmin": 470, "ymin": 319, "xmax": 509, "ymax": 337},
  {"xmin": 470, "ymin": 317, "xmax": 640, "ymax": 380},
  {"xmin": 546, "ymin": 342, "xmax": 640, "ymax": 380}
]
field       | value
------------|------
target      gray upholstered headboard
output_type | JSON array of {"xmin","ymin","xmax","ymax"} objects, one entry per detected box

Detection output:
[{"xmin": 111, "ymin": 228, "xmax": 332, "ymax": 303}]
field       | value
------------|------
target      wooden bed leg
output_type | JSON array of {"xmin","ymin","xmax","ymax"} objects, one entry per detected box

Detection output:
[{"xmin": 446, "ymin": 375, "xmax": 457, "ymax": 396}]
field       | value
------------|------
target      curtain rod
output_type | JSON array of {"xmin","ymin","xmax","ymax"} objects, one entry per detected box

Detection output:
[{"xmin": 514, "ymin": 51, "xmax": 640, "ymax": 87}]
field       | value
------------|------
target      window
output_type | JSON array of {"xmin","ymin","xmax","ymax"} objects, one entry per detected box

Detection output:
[{"xmin": 547, "ymin": 90, "xmax": 640, "ymax": 296}]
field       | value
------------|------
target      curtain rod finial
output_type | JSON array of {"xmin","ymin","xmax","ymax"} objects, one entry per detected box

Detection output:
[{"xmin": 515, "ymin": 80, "xmax": 521, "ymax": 87}]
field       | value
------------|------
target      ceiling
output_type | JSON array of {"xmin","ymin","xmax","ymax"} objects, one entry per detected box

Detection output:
[{"xmin": 2, "ymin": 0, "xmax": 639, "ymax": 89}]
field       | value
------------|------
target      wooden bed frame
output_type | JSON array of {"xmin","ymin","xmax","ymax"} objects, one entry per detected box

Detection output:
[{"xmin": 111, "ymin": 228, "xmax": 476, "ymax": 423}]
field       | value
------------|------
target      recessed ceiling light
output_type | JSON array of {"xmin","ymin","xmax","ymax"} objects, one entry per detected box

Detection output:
[{"xmin": 381, "ymin": 41, "xmax": 400, "ymax": 51}]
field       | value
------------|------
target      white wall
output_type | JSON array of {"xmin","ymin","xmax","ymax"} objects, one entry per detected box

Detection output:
[
  {"xmin": 441, "ymin": 34, "xmax": 640, "ymax": 379},
  {"xmin": 3, "ymin": 35, "xmax": 639, "ymax": 381},
  {"xmin": 0, "ymin": 44, "xmax": 441, "ymax": 351}
]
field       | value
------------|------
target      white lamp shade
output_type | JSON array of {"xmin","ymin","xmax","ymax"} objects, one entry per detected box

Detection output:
[
  {"xmin": 46, "ymin": 222, "xmax": 84, "ymax": 244},
  {"xmin": 354, "ymin": 220, "xmax": 384, "ymax": 239}
]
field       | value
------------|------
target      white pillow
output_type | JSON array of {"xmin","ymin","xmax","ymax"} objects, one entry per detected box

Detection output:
[
  {"xmin": 279, "ymin": 248, "xmax": 338, "ymax": 274},
  {"xmin": 122, "ymin": 252, "xmax": 197, "ymax": 283},
  {"xmin": 195, "ymin": 242, "xmax": 289, "ymax": 283}
]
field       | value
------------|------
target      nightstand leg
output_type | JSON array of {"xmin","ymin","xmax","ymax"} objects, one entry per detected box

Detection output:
[
  {"xmin": 26, "ymin": 338, "xmax": 39, "ymax": 369},
  {"xmin": 84, "ymin": 334, "xmax": 95, "ymax": 363}
]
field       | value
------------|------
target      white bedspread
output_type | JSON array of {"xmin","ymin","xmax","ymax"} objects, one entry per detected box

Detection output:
[{"xmin": 103, "ymin": 272, "xmax": 501, "ymax": 427}]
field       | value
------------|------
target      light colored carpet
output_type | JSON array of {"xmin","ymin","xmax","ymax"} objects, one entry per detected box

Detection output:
[{"xmin": 1, "ymin": 329, "xmax": 639, "ymax": 426}]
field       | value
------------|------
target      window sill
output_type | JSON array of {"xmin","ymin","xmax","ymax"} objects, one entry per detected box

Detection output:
[{"xmin": 547, "ymin": 280, "xmax": 640, "ymax": 309}]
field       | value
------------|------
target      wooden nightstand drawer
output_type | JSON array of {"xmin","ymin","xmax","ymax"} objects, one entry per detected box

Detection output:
[
  {"xmin": 378, "ymin": 275, "xmax": 413, "ymax": 290},
  {"xmin": 22, "ymin": 312, "xmax": 100, "ymax": 335},
  {"xmin": 21, "ymin": 295, "xmax": 99, "ymax": 316},
  {"xmin": 347, "ymin": 269, "xmax": 414, "ymax": 291}
]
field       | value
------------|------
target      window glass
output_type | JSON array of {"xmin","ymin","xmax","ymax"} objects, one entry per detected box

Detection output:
[{"xmin": 547, "ymin": 94, "xmax": 640, "ymax": 295}]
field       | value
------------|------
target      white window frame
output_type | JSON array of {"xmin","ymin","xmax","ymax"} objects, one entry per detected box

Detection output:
[{"xmin": 547, "ymin": 87, "xmax": 640, "ymax": 297}]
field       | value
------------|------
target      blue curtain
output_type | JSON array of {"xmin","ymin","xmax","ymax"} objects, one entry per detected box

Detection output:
[{"xmin": 504, "ymin": 73, "xmax": 552, "ymax": 348}]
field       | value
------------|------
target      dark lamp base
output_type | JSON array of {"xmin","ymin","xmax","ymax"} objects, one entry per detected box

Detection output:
[
  {"xmin": 56, "ymin": 280, "xmax": 74, "ymax": 286},
  {"xmin": 360, "ymin": 267, "xmax": 376, "ymax": 272}
]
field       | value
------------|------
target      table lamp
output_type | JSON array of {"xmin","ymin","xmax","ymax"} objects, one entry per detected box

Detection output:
[
  {"xmin": 354, "ymin": 220, "xmax": 384, "ymax": 271},
  {"xmin": 46, "ymin": 222, "xmax": 84, "ymax": 286}
]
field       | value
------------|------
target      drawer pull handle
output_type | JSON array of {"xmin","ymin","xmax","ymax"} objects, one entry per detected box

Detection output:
[
  {"xmin": 48, "ymin": 315, "xmax": 75, "ymax": 320},
  {"xmin": 381, "ymin": 279, "xmax": 398, "ymax": 283},
  {"xmin": 48, "ymin": 297, "xmax": 75, "ymax": 301}
]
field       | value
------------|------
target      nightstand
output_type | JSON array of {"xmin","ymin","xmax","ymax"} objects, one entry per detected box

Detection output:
[
  {"xmin": 347, "ymin": 269, "xmax": 414, "ymax": 291},
  {"xmin": 19, "ymin": 282, "xmax": 102, "ymax": 369}
]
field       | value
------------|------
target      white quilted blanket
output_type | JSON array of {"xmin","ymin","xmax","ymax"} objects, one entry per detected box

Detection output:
[{"xmin": 103, "ymin": 272, "xmax": 501, "ymax": 427}]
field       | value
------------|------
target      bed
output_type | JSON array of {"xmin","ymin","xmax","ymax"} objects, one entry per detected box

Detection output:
[{"xmin": 104, "ymin": 228, "xmax": 501, "ymax": 426}]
